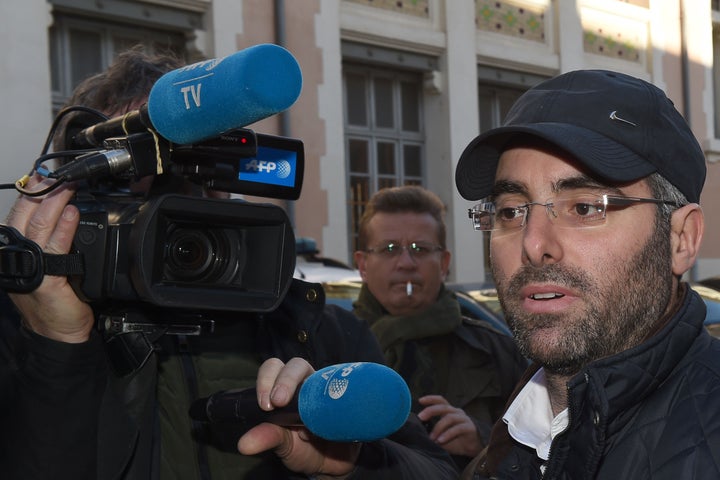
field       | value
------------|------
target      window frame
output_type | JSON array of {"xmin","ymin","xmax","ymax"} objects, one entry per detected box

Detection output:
[
  {"xmin": 343, "ymin": 64, "xmax": 426, "ymax": 252},
  {"xmin": 49, "ymin": 11, "xmax": 189, "ymax": 114}
]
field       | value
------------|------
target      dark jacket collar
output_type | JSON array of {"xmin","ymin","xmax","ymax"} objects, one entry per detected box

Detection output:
[
  {"xmin": 542, "ymin": 285, "xmax": 706, "ymax": 477},
  {"xmin": 477, "ymin": 284, "xmax": 709, "ymax": 478}
]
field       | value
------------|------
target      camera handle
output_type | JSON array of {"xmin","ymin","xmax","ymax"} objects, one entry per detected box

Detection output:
[{"xmin": 0, "ymin": 224, "xmax": 85, "ymax": 292}]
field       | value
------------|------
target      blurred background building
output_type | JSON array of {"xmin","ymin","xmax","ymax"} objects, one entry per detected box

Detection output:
[{"xmin": 1, "ymin": 0, "xmax": 718, "ymax": 284}]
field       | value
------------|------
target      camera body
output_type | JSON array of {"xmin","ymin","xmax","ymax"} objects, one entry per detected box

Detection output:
[
  {"xmin": 0, "ymin": 123, "xmax": 305, "ymax": 324},
  {"xmin": 71, "ymin": 192, "xmax": 295, "ymax": 314},
  {"xmin": 63, "ymin": 127, "xmax": 304, "ymax": 318}
]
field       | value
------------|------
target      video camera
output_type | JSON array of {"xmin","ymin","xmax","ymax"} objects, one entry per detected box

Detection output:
[
  {"xmin": 0, "ymin": 117, "xmax": 303, "ymax": 340},
  {"xmin": 0, "ymin": 44, "xmax": 307, "ymax": 340}
]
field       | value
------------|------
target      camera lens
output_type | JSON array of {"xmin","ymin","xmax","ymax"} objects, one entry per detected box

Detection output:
[{"xmin": 164, "ymin": 226, "xmax": 242, "ymax": 284}]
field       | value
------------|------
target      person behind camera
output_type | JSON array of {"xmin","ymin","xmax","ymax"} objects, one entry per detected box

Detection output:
[
  {"xmin": 352, "ymin": 185, "xmax": 527, "ymax": 470},
  {"xmin": 0, "ymin": 47, "xmax": 458, "ymax": 480},
  {"xmin": 455, "ymin": 69, "xmax": 720, "ymax": 479}
]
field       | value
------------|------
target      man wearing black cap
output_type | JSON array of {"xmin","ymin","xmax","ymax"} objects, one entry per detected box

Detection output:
[{"xmin": 455, "ymin": 69, "xmax": 720, "ymax": 479}]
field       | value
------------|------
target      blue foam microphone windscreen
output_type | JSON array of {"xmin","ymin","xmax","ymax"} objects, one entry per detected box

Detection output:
[
  {"xmin": 147, "ymin": 43, "xmax": 302, "ymax": 144},
  {"xmin": 298, "ymin": 362, "xmax": 411, "ymax": 442}
]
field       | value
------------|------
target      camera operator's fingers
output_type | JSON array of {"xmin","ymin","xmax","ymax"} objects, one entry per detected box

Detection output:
[
  {"xmin": 43, "ymin": 204, "xmax": 80, "ymax": 254},
  {"xmin": 5, "ymin": 175, "xmax": 77, "ymax": 251},
  {"xmin": 23, "ymin": 189, "xmax": 78, "ymax": 252},
  {"xmin": 5, "ymin": 178, "xmax": 44, "ymax": 228}
]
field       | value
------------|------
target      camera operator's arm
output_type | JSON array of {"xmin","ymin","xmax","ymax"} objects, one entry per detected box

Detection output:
[
  {"xmin": 4, "ymin": 174, "xmax": 95, "ymax": 343},
  {"xmin": 238, "ymin": 357, "xmax": 361, "ymax": 478},
  {"xmin": 0, "ymin": 175, "xmax": 108, "ymax": 478}
]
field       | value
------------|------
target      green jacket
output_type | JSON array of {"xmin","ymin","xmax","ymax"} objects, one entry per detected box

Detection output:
[{"xmin": 353, "ymin": 283, "xmax": 528, "ymax": 470}]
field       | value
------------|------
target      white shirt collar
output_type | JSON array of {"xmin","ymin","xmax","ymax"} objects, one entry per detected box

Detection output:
[{"xmin": 502, "ymin": 368, "xmax": 569, "ymax": 461}]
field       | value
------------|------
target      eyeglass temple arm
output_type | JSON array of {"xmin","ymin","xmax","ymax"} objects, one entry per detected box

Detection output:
[{"xmin": 604, "ymin": 195, "xmax": 680, "ymax": 207}]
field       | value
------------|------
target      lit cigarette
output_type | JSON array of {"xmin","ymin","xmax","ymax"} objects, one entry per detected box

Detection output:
[{"xmin": 406, "ymin": 281, "xmax": 413, "ymax": 296}]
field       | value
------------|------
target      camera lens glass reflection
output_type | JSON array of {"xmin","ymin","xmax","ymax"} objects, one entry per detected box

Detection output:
[{"xmin": 164, "ymin": 226, "xmax": 242, "ymax": 284}]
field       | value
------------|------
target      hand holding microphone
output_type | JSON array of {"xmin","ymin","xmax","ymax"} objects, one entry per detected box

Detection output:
[
  {"xmin": 190, "ymin": 360, "xmax": 412, "ymax": 442},
  {"xmin": 194, "ymin": 358, "xmax": 411, "ymax": 477}
]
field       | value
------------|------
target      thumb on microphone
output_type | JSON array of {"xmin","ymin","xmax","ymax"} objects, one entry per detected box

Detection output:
[{"xmin": 237, "ymin": 416, "xmax": 362, "ymax": 477}]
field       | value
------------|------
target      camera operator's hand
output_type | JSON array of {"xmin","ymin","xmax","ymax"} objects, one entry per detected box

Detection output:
[
  {"xmin": 417, "ymin": 394, "xmax": 484, "ymax": 457},
  {"xmin": 5, "ymin": 175, "xmax": 94, "ymax": 343},
  {"xmin": 238, "ymin": 357, "xmax": 361, "ymax": 479}
]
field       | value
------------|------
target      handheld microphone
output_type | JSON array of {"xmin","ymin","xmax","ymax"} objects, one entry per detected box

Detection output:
[
  {"xmin": 189, "ymin": 362, "xmax": 412, "ymax": 442},
  {"xmin": 73, "ymin": 43, "xmax": 302, "ymax": 147}
]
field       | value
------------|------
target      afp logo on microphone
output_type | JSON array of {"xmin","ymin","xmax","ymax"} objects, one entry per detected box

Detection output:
[{"xmin": 239, "ymin": 145, "xmax": 297, "ymax": 187}]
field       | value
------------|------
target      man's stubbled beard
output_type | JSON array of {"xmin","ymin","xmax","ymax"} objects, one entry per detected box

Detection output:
[{"xmin": 491, "ymin": 217, "xmax": 673, "ymax": 376}]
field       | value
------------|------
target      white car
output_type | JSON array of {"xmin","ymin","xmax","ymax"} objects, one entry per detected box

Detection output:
[
  {"xmin": 293, "ymin": 237, "xmax": 361, "ymax": 283},
  {"xmin": 294, "ymin": 257, "xmax": 361, "ymax": 283}
]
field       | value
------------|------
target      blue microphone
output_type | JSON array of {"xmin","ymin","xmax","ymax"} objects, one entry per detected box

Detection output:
[
  {"xmin": 190, "ymin": 362, "xmax": 412, "ymax": 442},
  {"xmin": 148, "ymin": 43, "xmax": 302, "ymax": 144},
  {"xmin": 73, "ymin": 43, "xmax": 302, "ymax": 147}
]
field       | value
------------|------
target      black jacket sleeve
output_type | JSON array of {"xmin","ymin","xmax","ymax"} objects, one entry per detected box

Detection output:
[
  {"xmin": 0, "ymin": 296, "xmax": 107, "ymax": 480},
  {"xmin": 351, "ymin": 414, "xmax": 460, "ymax": 479},
  {"xmin": 1, "ymin": 281, "xmax": 459, "ymax": 480}
]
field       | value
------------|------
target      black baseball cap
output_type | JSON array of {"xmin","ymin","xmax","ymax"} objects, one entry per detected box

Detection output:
[{"xmin": 455, "ymin": 69, "xmax": 706, "ymax": 203}]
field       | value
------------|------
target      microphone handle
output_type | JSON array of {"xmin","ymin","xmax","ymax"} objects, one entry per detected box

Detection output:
[
  {"xmin": 74, "ymin": 105, "xmax": 153, "ymax": 148},
  {"xmin": 190, "ymin": 387, "xmax": 301, "ymax": 427}
]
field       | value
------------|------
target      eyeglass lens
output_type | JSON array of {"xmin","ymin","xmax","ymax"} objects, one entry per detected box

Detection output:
[
  {"xmin": 369, "ymin": 241, "xmax": 442, "ymax": 258},
  {"xmin": 470, "ymin": 194, "xmax": 610, "ymax": 232}
]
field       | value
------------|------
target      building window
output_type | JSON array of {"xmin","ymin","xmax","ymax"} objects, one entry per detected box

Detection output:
[
  {"xmin": 344, "ymin": 65, "xmax": 424, "ymax": 252},
  {"xmin": 49, "ymin": 13, "xmax": 187, "ymax": 114},
  {"xmin": 478, "ymin": 84, "xmax": 524, "ymax": 134}
]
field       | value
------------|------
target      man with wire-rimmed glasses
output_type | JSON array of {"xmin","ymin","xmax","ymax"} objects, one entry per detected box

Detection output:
[
  {"xmin": 352, "ymin": 185, "xmax": 527, "ymax": 471},
  {"xmin": 456, "ymin": 69, "xmax": 720, "ymax": 480}
]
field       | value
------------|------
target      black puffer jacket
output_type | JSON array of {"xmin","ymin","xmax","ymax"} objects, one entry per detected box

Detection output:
[
  {"xmin": 465, "ymin": 285, "xmax": 720, "ymax": 480},
  {"xmin": 0, "ymin": 279, "xmax": 458, "ymax": 480}
]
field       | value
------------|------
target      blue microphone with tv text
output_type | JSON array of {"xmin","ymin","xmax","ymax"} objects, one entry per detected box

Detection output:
[
  {"xmin": 58, "ymin": 43, "xmax": 305, "ymax": 197},
  {"xmin": 189, "ymin": 362, "xmax": 412, "ymax": 442},
  {"xmin": 73, "ymin": 43, "xmax": 302, "ymax": 147}
]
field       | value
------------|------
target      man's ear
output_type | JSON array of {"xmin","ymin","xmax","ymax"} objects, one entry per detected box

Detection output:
[
  {"xmin": 353, "ymin": 250, "xmax": 367, "ymax": 280},
  {"xmin": 670, "ymin": 203, "xmax": 704, "ymax": 277},
  {"xmin": 440, "ymin": 249, "xmax": 451, "ymax": 280}
]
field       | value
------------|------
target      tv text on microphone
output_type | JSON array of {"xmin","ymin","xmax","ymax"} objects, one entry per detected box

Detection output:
[{"xmin": 0, "ymin": 44, "xmax": 307, "ymax": 360}]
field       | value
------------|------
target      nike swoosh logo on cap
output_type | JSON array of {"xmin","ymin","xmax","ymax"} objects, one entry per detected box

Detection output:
[{"xmin": 609, "ymin": 110, "xmax": 637, "ymax": 127}]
